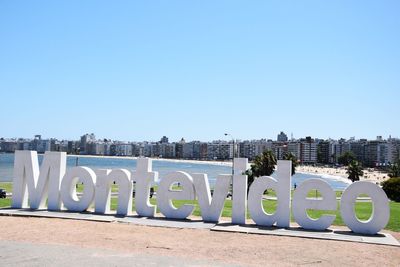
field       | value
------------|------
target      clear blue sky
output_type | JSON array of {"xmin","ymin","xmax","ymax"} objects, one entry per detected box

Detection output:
[{"xmin": 0, "ymin": 1, "xmax": 399, "ymax": 142}]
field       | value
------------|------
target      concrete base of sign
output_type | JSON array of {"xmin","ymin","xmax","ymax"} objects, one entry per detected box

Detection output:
[
  {"xmin": 211, "ymin": 223, "xmax": 400, "ymax": 247},
  {"xmin": 0, "ymin": 208, "xmax": 398, "ymax": 247},
  {"xmin": 0, "ymin": 208, "xmax": 216, "ymax": 229}
]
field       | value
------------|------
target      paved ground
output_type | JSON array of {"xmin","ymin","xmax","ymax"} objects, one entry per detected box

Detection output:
[
  {"xmin": 0, "ymin": 240, "xmax": 235, "ymax": 267},
  {"xmin": 0, "ymin": 216, "xmax": 399, "ymax": 266},
  {"xmin": 0, "ymin": 209, "xmax": 398, "ymax": 246}
]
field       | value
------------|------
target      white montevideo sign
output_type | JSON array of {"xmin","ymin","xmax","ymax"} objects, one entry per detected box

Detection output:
[{"xmin": 11, "ymin": 151, "xmax": 390, "ymax": 235}]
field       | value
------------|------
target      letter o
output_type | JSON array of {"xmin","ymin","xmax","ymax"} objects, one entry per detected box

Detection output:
[
  {"xmin": 61, "ymin": 167, "xmax": 96, "ymax": 212},
  {"xmin": 340, "ymin": 181, "xmax": 389, "ymax": 235}
]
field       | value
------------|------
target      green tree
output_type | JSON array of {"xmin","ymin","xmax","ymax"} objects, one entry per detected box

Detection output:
[
  {"xmin": 346, "ymin": 160, "xmax": 364, "ymax": 182},
  {"xmin": 283, "ymin": 152, "xmax": 298, "ymax": 175},
  {"xmin": 245, "ymin": 150, "xmax": 277, "ymax": 189},
  {"xmin": 381, "ymin": 177, "xmax": 400, "ymax": 202},
  {"xmin": 388, "ymin": 158, "xmax": 400, "ymax": 178},
  {"xmin": 338, "ymin": 151, "xmax": 356, "ymax": 166}
]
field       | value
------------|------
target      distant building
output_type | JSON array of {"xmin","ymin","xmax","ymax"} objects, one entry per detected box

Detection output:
[
  {"xmin": 80, "ymin": 133, "xmax": 96, "ymax": 154},
  {"xmin": 175, "ymin": 138, "xmax": 185, "ymax": 158},
  {"xmin": 273, "ymin": 144, "xmax": 288, "ymax": 160},
  {"xmin": 288, "ymin": 142, "xmax": 301, "ymax": 161},
  {"xmin": 160, "ymin": 136, "xmax": 169, "ymax": 144},
  {"xmin": 239, "ymin": 140, "xmax": 257, "ymax": 160},
  {"xmin": 277, "ymin": 131, "xmax": 288, "ymax": 142},
  {"xmin": 387, "ymin": 138, "xmax": 400, "ymax": 164},
  {"xmin": 364, "ymin": 140, "xmax": 387, "ymax": 167},
  {"xmin": 333, "ymin": 139, "xmax": 350, "ymax": 164},
  {"xmin": 199, "ymin": 142, "xmax": 208, "ymax": 159},
  {"xmin": 317, "ymin": 140, "xmax": 332, "ymax": 164},
  {"xmin": 300, "ymin": 137, "xmax": 317, "ymax": 164},
  {"xmin": 207, "ymin": 142, "xmax": 219, "ymax": 160},
  {"xmin": 160, "ymin": 143, "xmax": 175, "ymax": 158},
  {"xmin": 183, "ymin": 142, "xmax": 194, "ymax": 159},
  {"xmin": 349, "ymin": 139, "xmax": 367, "ymax": 163}
]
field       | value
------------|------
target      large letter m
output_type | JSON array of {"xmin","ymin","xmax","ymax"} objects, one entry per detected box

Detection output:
[{"xmin": 12, "ymin": 151, "xmax": 66, "ymax": 210}]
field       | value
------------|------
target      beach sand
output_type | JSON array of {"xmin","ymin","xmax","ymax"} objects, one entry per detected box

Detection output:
[{"xmin": 297, "ymin": 165, "xmax": 389, "ymax": 184}]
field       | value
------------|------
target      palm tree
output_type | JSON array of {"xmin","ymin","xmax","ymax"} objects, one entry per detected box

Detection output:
[
  {"xmin": 245, "ymin": 150, "xmax": 277, "ymax": 188},
  {"xmin": 347, "ymin": 160, "xmax": 364, "ymax": 182},
  {"xmin": 283, "ymin": 152, "xmax": 298, "ymax": 176}
]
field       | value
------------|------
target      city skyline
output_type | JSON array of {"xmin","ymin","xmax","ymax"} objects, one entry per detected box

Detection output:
[
  {"xmin": 1, "ymin": 2, "xmax": 399, "ymax": 141},
  {"xmin": 1, "ymin": 132, "xmax": 398, "ymax": 144},
  {"xmin": 2, "ymin": 132, "xmax": 399, "ymax": 168}
]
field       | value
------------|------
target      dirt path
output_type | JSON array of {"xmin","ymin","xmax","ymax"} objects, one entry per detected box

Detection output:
[{"xmin": 0, "ymin": 216, "xmax": 399, "ymax": 266}]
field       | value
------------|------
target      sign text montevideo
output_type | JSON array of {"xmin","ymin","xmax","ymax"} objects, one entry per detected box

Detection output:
[{"xmin": 12, "ymin": 151, "xmax": 390, "ymax": 235}]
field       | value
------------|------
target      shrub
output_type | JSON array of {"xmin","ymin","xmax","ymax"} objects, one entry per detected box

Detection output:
[{"xmin": 381, "ymin": 177, "xmax": 400, "ymax": 202}]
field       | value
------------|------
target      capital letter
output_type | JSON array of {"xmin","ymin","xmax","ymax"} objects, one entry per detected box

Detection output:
[{"xmin": 12, "ymin": 151, "xmax": 66, "ymax": 210}]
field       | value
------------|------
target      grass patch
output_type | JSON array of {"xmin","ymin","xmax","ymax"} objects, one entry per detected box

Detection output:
[{"xmin": 0, "ymin": 182, "xmax": 12, "ymax": 192}]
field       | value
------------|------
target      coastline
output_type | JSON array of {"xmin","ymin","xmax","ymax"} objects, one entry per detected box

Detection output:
[
  {"xmin": 68, "ymin": 154, "xmax": 233, "ymax": 167},
  {"xmin": 1, "ymin": 153, "xmax": 388, "ymax": 184},
  {"xmin": 69, "ymin": 155, "xmax": 388, "ymax": 184}
]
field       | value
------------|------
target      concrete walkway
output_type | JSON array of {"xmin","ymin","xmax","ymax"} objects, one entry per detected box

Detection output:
[
  {"xmin": 0, "ymin": 208, "xmax": 398, "ymax": 247},
  {"xmin": 0, "ymin": 240, "xmax": 236, "ymax": 267}
]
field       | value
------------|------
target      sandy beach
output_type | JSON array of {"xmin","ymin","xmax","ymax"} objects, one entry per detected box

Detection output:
[{"xmin": 297, "ymin": 165, "xmax": 389, "ymax": 184}]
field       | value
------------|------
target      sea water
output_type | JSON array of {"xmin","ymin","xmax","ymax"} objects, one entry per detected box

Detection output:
[{"xmin": 0, "ymin": 153, "xmax": 350, "ymax": 190}]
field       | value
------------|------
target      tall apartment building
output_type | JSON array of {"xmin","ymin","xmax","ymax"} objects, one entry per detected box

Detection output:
[
  {"xmin": 387, "ymin": 138, "xmax": 400, "ymax": 163},
  {"xmin": 207, "ymin": 142, "xmax": 219, "ymax": 160},
  {"xmin": 114, "ymin": 143, "xmax": 133, "ymax": 156},
  {"xmin": 160, "ymin": 136, "xmax": 169, "ymax": 144},
  {"xmin": 175, "ymin": 138, "xmax": 185, "ymax": 159},
  {"xmin": 239, "ymin": 140, "xmax": 257, "ymax": 160},
  {"xmin": 349, "ymin": 139, "xmax": 367, "ymax": 163},
  {"xmin": 333, "ymin": 139, "xmax": 351, "ymax": 163},
  {"xmin": 199, "ymin": 142, "xmax": 208, "ymax": 160},
  {"xmin": 317, "ymin": 140, "xmax": 331, "ymax": 164},
  {"xmin": 183, "ymin": 142, "xmax": 194, "ymax": 159},
  {"xmin": 80, "ymin": 133, "xmax": 96, "ymax": 154},
  {"xmin": 287, "ymin": 141, "xmax": 301, "ymax": 160},
  {"xmin": 300, "ymin": 137, "xmax": 317, "ymax": 164},
  {"xmin": 254, "ymin": 140, "xmax": 273, "ymax": 156},
  {"xmin": 277, "ymin": 131, "xmax": 288, "ymax": 142},
  {"xmin": 364, "ymin": 140, "xmax": 387, "ymax": 167},
  {"xmin": 219, "ymin": 142, "xmax": 233, "ymax": 160},
  {"xmin": 274, "ymin": 144, "xmax": 288, "ymax": 160}
]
